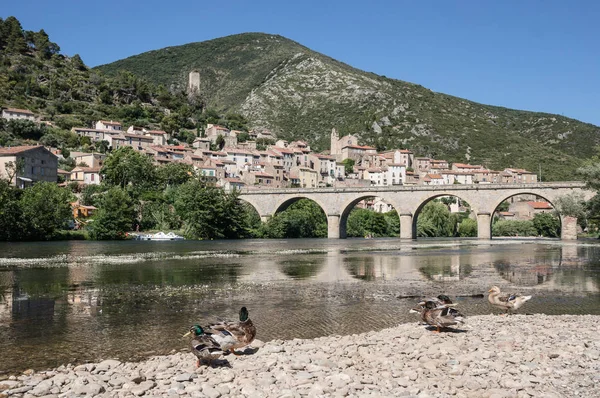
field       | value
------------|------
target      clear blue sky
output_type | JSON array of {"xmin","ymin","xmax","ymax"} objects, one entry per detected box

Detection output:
[{"xmin": 3, "ymin": 0, "xmax": 600, "ymax": 125}]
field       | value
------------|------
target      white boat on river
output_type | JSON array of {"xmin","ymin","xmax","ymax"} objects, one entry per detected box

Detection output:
[{"xmin": 135, "ymin": 232, "xmax": 184, "ymax": 241}]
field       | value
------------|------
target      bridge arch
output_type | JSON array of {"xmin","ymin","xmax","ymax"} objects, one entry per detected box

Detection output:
[
  {"xmin": 489, "ymin": 192, "xmax": 561, "ymax": 239},
  {"xmin": 339, "ymin": 195, "xmax": 400, "ymax": 239},
  {"xmin": 273, "ymin": 196, "xmax": 329, "ymax": 217},
  {"xmin": 411, "ymin": 192, "xmax": 477, "ymax": 239}
]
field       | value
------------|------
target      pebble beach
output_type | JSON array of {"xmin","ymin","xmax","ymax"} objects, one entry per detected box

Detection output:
[{"xmin": 1, "ymin": 314, "xmax": 599, "ymax": 398}]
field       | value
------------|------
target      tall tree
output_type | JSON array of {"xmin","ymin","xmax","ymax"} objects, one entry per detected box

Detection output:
[
  {"xmin": 101, "ymin": 147, "xmax": 157, "ymax": 191},
  {"xmin": 88, "ymin": 187, "xmax": 135, "ymax": 240},
  {"xmin": 19, "ymin": 182, "xmax": 73, "ymax": 240}
]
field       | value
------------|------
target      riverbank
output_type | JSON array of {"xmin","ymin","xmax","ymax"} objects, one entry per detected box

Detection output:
[{"xmin": 1, "ymin": 315, "xmax": 598, "ymax": 398}]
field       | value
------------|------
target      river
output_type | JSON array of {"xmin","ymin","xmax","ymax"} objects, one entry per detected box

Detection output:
[{"xmin": 1, "ymin": 238, "xmax": 599, "ymax": 373}]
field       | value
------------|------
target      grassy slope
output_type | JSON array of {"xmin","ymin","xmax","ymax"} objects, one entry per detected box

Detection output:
[{"xmin": 96, "ymin": 33, "xmax": 600, "ymax": 181}]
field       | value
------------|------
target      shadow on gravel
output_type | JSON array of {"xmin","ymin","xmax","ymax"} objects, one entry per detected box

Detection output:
[
  {"xmin": 424, "ymin": 326, "xmax": 468, "ymax": 333},
  {"xmin": 206, "ymin": 359, "xmax": 232, "ymax": 368},
  {"xmin": 223, "ymin": 347, "xmax": 259, "ymax": 356}
]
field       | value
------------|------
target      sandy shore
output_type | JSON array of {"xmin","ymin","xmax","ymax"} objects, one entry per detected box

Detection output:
[{"xmin": 1, "ymin": 314, "xmax": 599, "ymax": 398}]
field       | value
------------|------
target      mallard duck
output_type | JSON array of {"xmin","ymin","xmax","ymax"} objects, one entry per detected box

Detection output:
[
  {"xmin": 488, "ymin": 286, "xmax": 532, "ymax": 314},
  {"xmin": 182, "ymin": 325, "xmax": 224, "ymax": 367},
  {"xmin": 205, "ymin": 307, "xmax": 256, "ymax": 355},
  {"xmin": 418, "ymin": 300, "xmax": 465, "ymax": 332}
]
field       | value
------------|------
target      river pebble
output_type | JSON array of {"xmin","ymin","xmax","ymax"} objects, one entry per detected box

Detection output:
[{"xmin": 3, "ymin": 315, "xmax": 599, "ymax": 397}]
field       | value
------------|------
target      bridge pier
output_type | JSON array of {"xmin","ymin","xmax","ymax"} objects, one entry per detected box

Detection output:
[
  {"xmin": 399, "ymin": 213, "xmax": 414, "ymax": 239},
  {"xmin": 561, "ymin": 216, "xmax": 578, "ymax": 240},
  {"xmin": 327, "ymin": 214, "xmax": 345, "ymax": 239},
  {"xmin": 260, "ymin": 215, "xmax": 271, "ymax": 223},
  {"xmin": 477, "ymin": 212, "xmax": 491, "ymax": 239}
]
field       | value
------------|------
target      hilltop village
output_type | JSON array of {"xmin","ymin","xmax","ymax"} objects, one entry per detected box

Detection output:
[{"xmin": 1, "ymin": 107, "xmax": 538, "ymax": 195}]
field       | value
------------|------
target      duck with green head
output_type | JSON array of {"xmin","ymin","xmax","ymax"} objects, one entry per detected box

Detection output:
[
  {"xmin": 206, "ymin": 307, "xmax": 256, "ymax": 355},
  {"xmin": 182, "ymin": 325, "xmax": 224, "ymax": 367}
]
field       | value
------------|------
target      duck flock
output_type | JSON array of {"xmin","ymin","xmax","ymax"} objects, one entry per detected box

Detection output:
[{"xmin": 184, "ymin": 286, "xmax": 532, "ymax": 366}]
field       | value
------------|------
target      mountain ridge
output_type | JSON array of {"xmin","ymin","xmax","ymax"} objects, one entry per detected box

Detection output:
[{"xmin": 94, "ymin": 33, "xmax": 599, "ymax": 181}]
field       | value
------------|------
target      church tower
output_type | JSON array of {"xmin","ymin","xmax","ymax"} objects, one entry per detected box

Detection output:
[{"xmin": 330, "ymin": 127, "xmax": 339, "ymax": 156}]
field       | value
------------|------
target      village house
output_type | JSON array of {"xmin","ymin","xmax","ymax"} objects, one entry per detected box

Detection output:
[
  {"xmin": 430, "ymin": 159, "xmax": 450, "ymax": 172},
  {"xmin": 70, "ymin": 167, "xmax": 102, "ymax": 185},
  {"xmin": 473, "ymin": 169, "xmax": 501, "ymax": 184},
  {"xmin": 57, "ymin": 168, "xmax": 71, "ymax": 182},
  {"xmin": 364, "ymin": 167, "xmax": 388, "ymax": 186},
  {"xmin": 341, "ymin": 144, "xmax": 377, "ymax": 162},
  {"xmin": 415, "ymin": 157, "xmax": 431, "ymax": 174},
  {"xmin": 145, "ymin": 130, "xmax": 169, "ymax": 146},
  {"xmin": 72, "ymin": 202, "xmax": 97, "ymax": 219},
  {"xmin": 452, "ymin": 163, "xmax": 484, "ymax": 172},
  {"xmin": 508, "ymin": 201, "xmax": 553, "ymax": 220},
  {"xmin": 422, "ymin": 173, "xmax": 444, "ymax": 185},
  {"xmin": 387, "ymin": 164, "xmax": 406, "ymax": 186},
  {"xmin": 270, "ymin": 147, "xmax": 295, "ymax": 172},
  {"xmin": 404, "ymin": 171, "xmax": 420, "ymax": 185},
  {"xmin": 1, "ymin": 108, "xmax": 36, "ymax": 122},
  {"xmin": 380, "ymin": 149, "xmax": 414, "ymax": 168},
  {"xmin": 440, "ymin": 171, "xmax": 474, "ymax": 185},
  {"xmin": 373, "ymin": 197, "xmax": 394, "ymax": 213},
  {"xmin": 192, "ymin": 137, "xmax": 211, "ymax": 150},
  {"xmin": 95, "ymin": 120, "xmax": 122, "ymax": 131},
  {"xmin": 219, "ymin": 177, "xmax": 246, "ymax": 191},
  {"xmin": 308, "ymin": 154, "xmax": 338, "ymax": 186},
  {"xmin": 112, "ymin": 134, "xmax": 155, "ymax": 152},
  {"xmin": 71, "ymin": 127, "xmax": 116, "ymax": 143},
  {"xmin": 501, "ymin": 168, "xmax": 538, "ymax": 184},
  {"xmin": 0, "ymin": 145, "xmax": 58, "ymax": 188},
  {"xmin": 224, "ymin": 147, "xmax": 255, "ymax": 173},
  {"xmin": 71, "ymin": 152, "xmax": 106, "ymax": 169}
]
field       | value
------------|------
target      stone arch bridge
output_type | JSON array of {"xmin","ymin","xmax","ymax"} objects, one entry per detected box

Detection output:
[{"xmin": 239, "ymin": 182, "xmax": 592, "ymax": 240}]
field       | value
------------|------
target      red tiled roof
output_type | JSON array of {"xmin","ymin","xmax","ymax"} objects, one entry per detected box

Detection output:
[
  {"xmin": 254, "ymin": 172, "xmax": 274, "ymax": 178},
  {"xmin": 71, "ymin": 167, "xmax": 101, "ymax": 173},
  {"xmin": 0, "ymin": 145, "xmax": 45, "ymax": 155},
  {"xmin": 527, "ymin": 201, "xmax": 553, "ymax": 210},
  {"xmin": 453, "ymin": 163, "xmax": 483, "ymax": 169}
]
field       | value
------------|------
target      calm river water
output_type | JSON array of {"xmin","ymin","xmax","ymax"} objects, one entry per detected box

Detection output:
[{"xmin": 1, "ymin": 238, "xmax": 599, "ymax": 373}]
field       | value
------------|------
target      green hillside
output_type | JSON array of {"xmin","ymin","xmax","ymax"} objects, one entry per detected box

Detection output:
[
  {"xmin": 96, "ymin": 33, "xmax": 600, "ymax": 181},
  {"xmin": 0, "ymin": 16, "xmax": 207, "ymax": 150}
]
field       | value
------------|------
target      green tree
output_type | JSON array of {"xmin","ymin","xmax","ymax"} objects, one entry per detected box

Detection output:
[
  {"xmin": 19, "ymin": 182, "xmax": 73, "ymax": 240},
  {"xmin": 341, "ymin": 158, "xmax": 355, "ymax": 175},
  {"xmin": 101, "ymin": 147, "xmax": 157, "ymax": 190},
  {"xmin": 458, "ymin": 218, "xmax": 478, "ymax": 237},
  {"xmin": 88, "ymin": 187, "xmax": 135, "ymax": 240},
  {"xmin": 416, "ymin": 201, "xmax": 454, "ymax": 237},
  {"xmin": 174, "ymin": 180, "xmax": 249, "ymax": 239},
  {"xmin": 492, "ymin": 220, "xmax": 537, "ymax": 237},
  {"xmin": 0, "ymin": 180, "xmax": 23, "ymax": 241},
  {"xmin": 532, "ymin": 213, "xmax": 561, "ymax": 237},
  {"xmin": 346, "ymin": 208, "xmax": 389, "ymax": 237},
  {"xmin": 71, "ymin": 54, "xmax": 86, "ymax": 71},
  {"xmin": 259, "ymin": 199, "xmax": 327, "ymax": 238},
  {"xmin": 215, "ymin": 134, "xmax": 225, "ymax": 150},
  {"xmin": 157, "ymin": 162, "xmax": 194, "ymax": 187}
]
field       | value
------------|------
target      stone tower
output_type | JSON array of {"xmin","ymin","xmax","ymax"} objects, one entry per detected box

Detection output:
[
  {"xmin": 330, "ymin": 127, "xmax": 339, "ymax": 156},
  {"xmin": 188, "ymin": 70, "xmax": 200, "ymax": 95}
]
